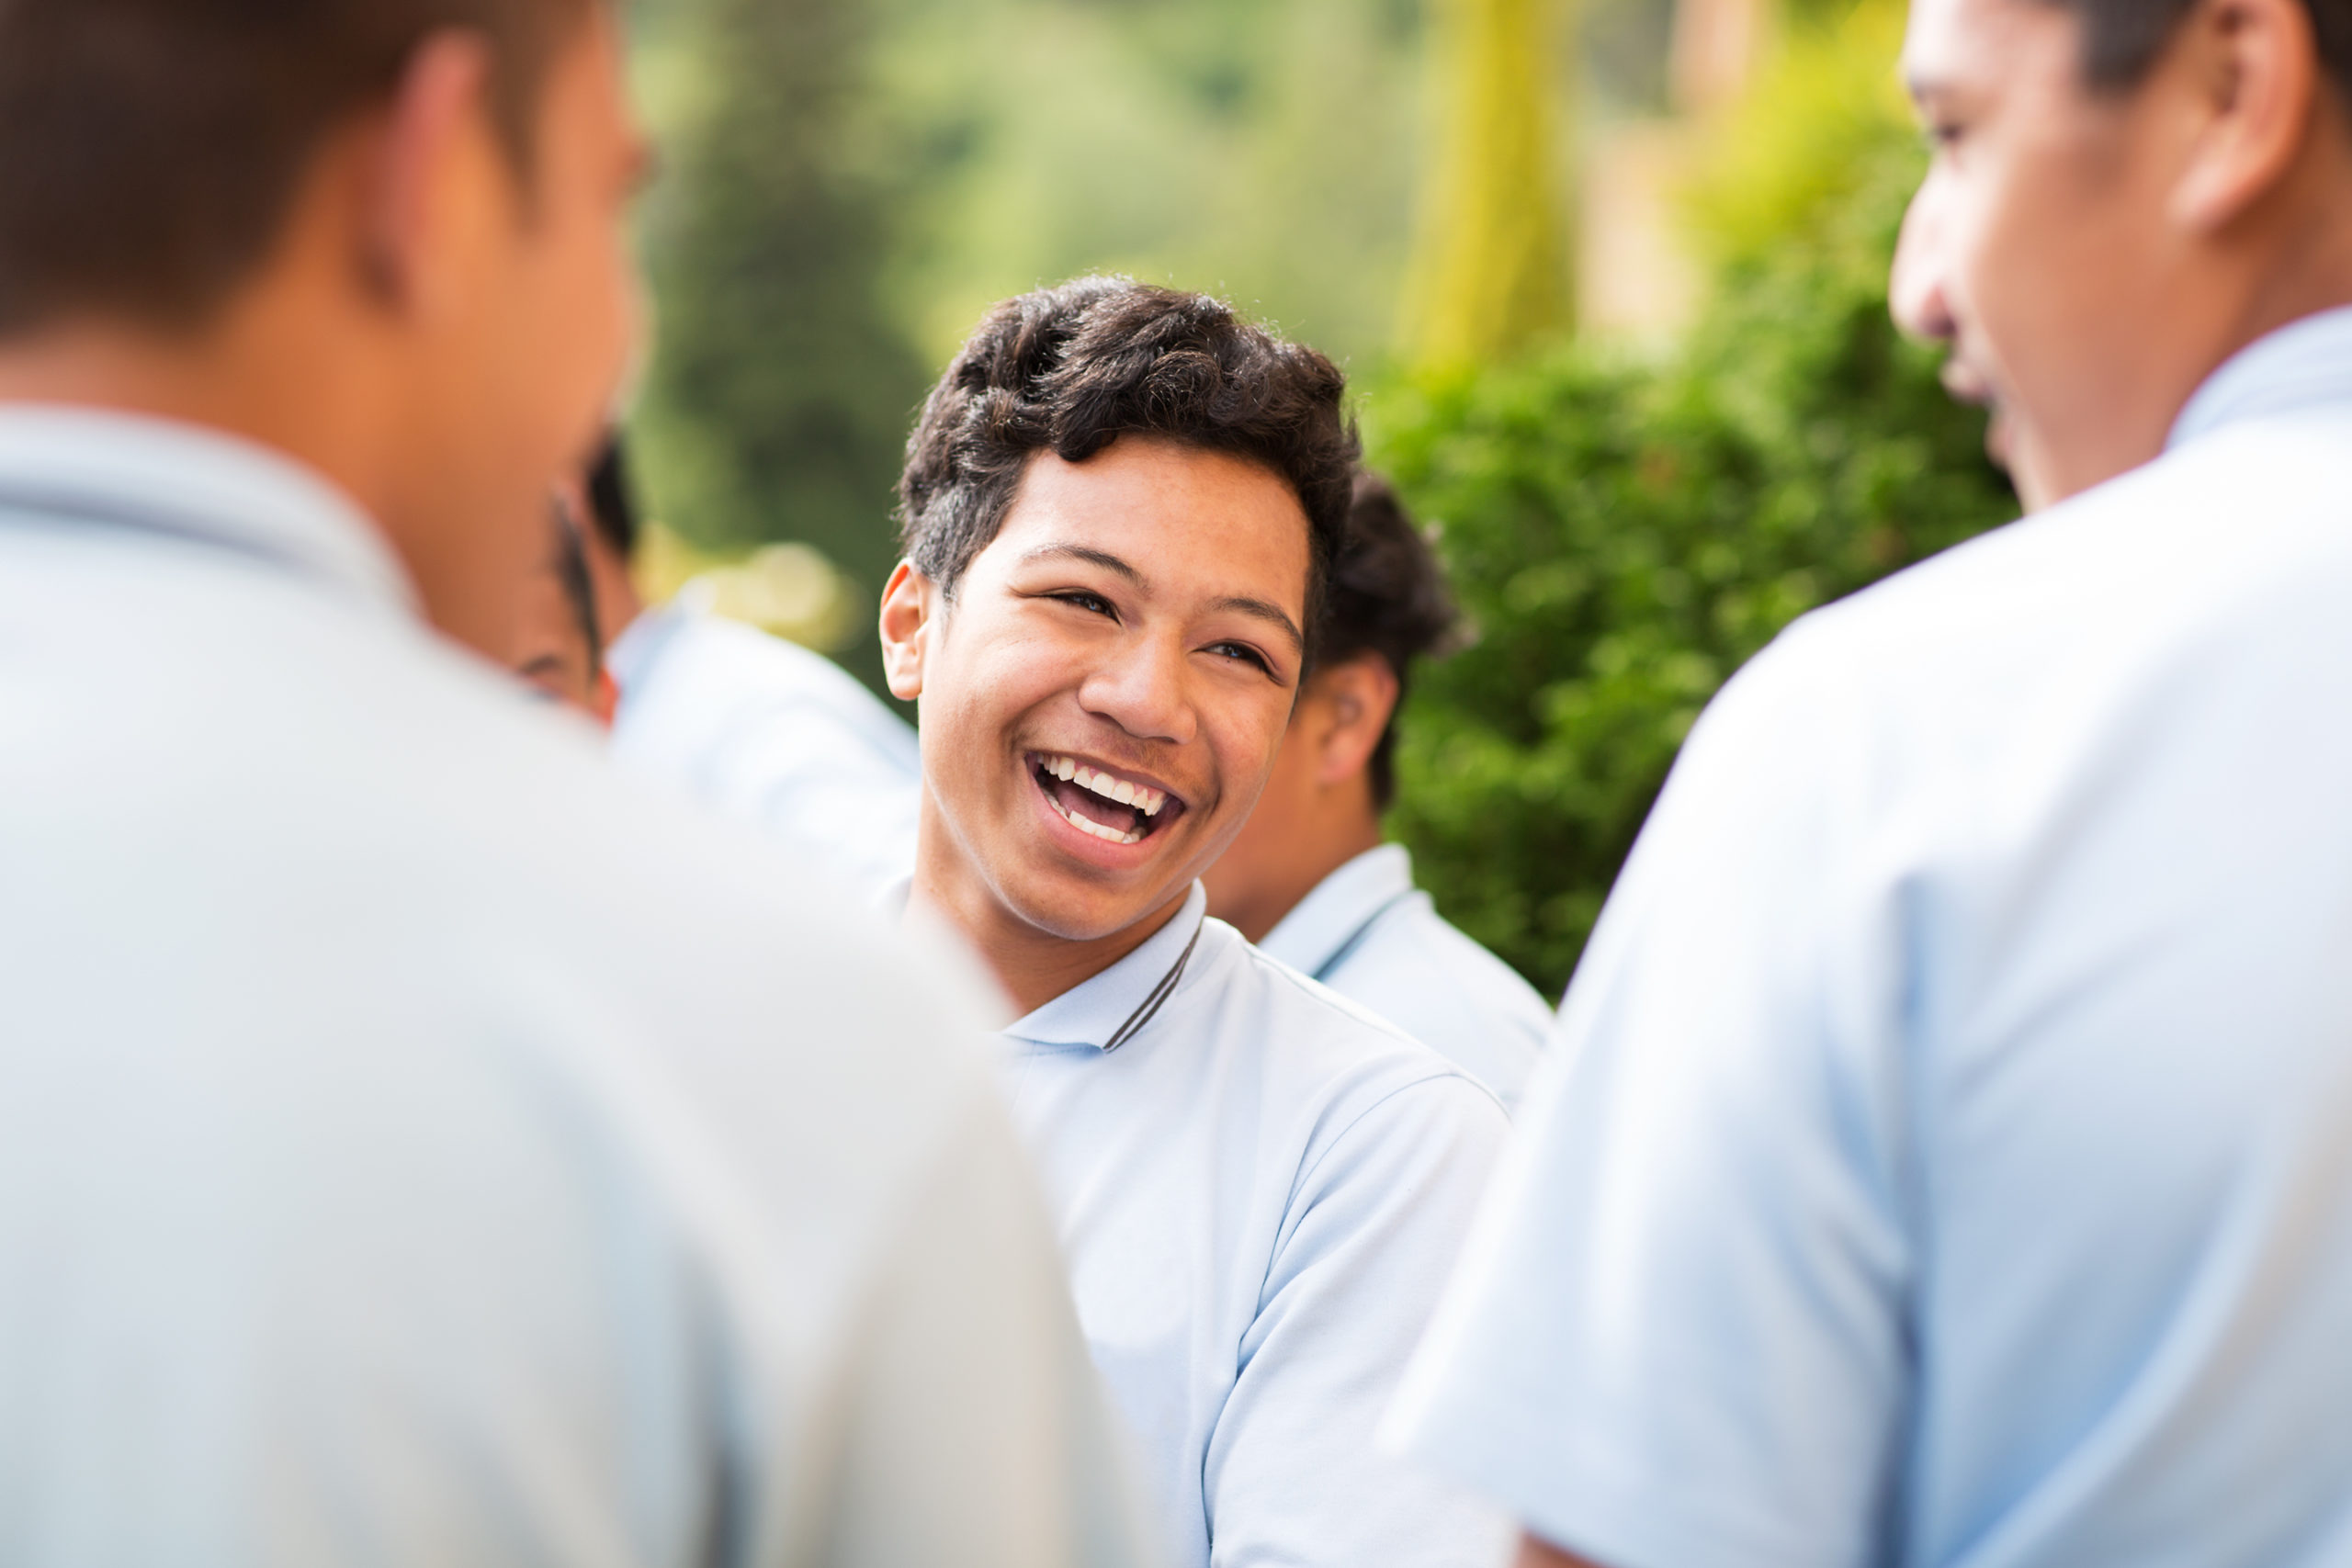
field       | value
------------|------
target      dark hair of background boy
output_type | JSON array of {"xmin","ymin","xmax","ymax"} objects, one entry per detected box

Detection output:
[
  {"xmin": 896, "ymin": 276, "xmax": 1361, "ymax": 639},
  {"xmin": 2053, "ymin": 0, "xmax": 2350, "ymax": 92},
  {"xmin": 0, "ymin": 0, "xmax": 591, "ymax": 336},
  {"xmin": 1325, "ymin": 473, "xmax": 1458, "ymax": 811},
  {"xmin": 548, "ymin": 493, "xmax": 605, "ymax": 671},
  {"xmin": 582, "ymin": 434, "xmax": 642, "ymax": 559}
]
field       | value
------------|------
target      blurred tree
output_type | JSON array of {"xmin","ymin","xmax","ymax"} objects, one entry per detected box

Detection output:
[
  {"xmin": 631, "ymin": 0, "xmax": 931, "ymax": 679},
  {"xmin": 861, "ymin": 0, "xmax": 1429, "ymax": 373},
  {"xmin": 1368, "ymin": 0, "xmax": 2016, "ymax": 998},
  {"xmin": 1400, "ymin": 0, "xmax": 1577, "ymax": 367}
]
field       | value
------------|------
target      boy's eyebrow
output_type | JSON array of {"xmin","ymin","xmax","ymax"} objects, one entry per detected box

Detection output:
[
  {"xmin": 1022, "ymin": 543, "xmax": 1144, "ymax": 583},
  {"xmin": 1213, "ymin": 595, "xmax": 1306, "ymax": 655}
]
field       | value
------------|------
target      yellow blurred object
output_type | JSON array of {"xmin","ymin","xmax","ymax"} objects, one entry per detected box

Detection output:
[
  {"xmin": 628, "ymin": 521, "xmax": 863, "ymax": 653},
  {"xmin": 1681, "ymin": 0, "xmax": 1914, "ymax": 274},
  {"xmin": 629, "ymin": 519, "xmax": 727, "ymax": 607},
  {"xmin": 1400, "ymin": 0, "xmax": 1575, "ymax": 368}
]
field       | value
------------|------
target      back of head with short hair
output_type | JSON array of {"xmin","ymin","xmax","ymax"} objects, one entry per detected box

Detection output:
[
  {"xmin": 2044, "ymin": 0, "xmax": 2352, "ymax": 99},
  {"xmin": 896, "ymin": 276, "xmax": 1361, "ymax": 636},
  {"xmin": 1325, "ymin": 472, "xmax": 1458, "ymax": 811},
  {"xmin": 0, "ymin": 0, "xmax": 590, "ymax": 337}
]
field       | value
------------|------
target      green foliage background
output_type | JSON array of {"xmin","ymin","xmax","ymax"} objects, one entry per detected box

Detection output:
[
  {"xmin": 625, "ymin": 0, "xmax": 1629, "ymax": 689},
  {"xmin": 1369, "ymin": 5, "xmax": 2018, "ymax": 998},
  {"xmin": 626, "ymin": 0, "xmax": 2020, "ymax": 998}
]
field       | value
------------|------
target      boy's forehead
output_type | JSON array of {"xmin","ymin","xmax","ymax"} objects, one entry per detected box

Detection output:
[{"xmin": 989, "ymin": 444, "xmax": 1311, "ymax": 593}]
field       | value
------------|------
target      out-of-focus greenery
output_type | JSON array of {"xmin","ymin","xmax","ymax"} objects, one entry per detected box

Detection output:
[
  {"xmin": 1371, "ymin": 0, "xmax": 2019, "ymax": 998},
  {"xmin": 629, "ymin": 0, "xmax": 926, "ymax": 676},
  {"xmin": 624, "ymin": 0, "xmax": 1636, "ymax": 685},
  {"xmin": 1402, "ymin": 0, "xmax": 1575, "ymax": 366},
  {"xmin": 625, "ymin": 0, "xmax": 2019, "ymax": 997}
]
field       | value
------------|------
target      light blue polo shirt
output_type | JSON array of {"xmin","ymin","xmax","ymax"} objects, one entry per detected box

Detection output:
[
  {"xmin": 1389, "ymin": 307, "xmax": 2352, "ymax": 1568},
  {"xmin": 0, "ymin": 407, "xmax": 1154, "ymax": 1567},
  {"xmin": 998, "ymin": 884, "xmax": 1513, "ymax": 1568},
  {"xmin": 1260, "ymin": 844, "xmax": 1553, "ymax": 1107},
  {"xmin": 608, "ymin": 602, "xmax": 922, "ymax": 899}
]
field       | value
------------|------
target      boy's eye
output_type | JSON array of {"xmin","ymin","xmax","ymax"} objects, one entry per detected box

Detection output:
[
  {"xmin": 1206, "ymin": 641, "xmax": 1272, "ymax": 673},
  {"xmin": 1052, "ymin": 590, "xmax": 1117, "ymax": 619}
]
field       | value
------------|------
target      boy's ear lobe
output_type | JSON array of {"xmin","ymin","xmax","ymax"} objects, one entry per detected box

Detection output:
[{"xmin": 878, "ymin": 560, "xmax": 933, "ymax": 702}]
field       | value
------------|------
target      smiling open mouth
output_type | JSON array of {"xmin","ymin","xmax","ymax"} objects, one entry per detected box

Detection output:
[{"xmin": 1030, "ymin": 752, "xmax": 1183, "ymax": 847}]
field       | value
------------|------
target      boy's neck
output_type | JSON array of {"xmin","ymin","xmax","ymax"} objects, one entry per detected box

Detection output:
[{"xmin": 911, "ymin": 819, "xmax": 1197, "ymax": 1016}]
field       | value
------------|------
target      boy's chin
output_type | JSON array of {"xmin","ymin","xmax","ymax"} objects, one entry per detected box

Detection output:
[{"xmin": 1001, "ymin": 862, "xmax": 1196, "ymax": 944}]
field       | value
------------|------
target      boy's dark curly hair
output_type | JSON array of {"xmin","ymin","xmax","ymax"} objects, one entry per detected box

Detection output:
[{"xmin": 896, "ymin": 276, "xmax": 1361, "ymax": 645}]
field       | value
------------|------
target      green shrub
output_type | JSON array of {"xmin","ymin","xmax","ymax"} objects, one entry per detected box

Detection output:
[{"xmin": 1367, "ymin": 62, "xmax": 2017, "ymax": 999}]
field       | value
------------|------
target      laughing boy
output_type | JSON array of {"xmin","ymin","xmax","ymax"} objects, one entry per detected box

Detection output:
[{"xmin": 879, "ymin": 277, "xmax": 1510, "ymax": 1568}]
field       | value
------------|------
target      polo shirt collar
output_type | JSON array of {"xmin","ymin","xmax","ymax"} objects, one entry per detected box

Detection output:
[
  {"xmin": 2169, "ymin": 305, "xmax": 2352, "ymax": 452},
  {"xmin": 1004, "ymin": 882, "xmax": 1209, "ymax": 1052},
  {"xmin": 0, "ymin": 405, "xmax": 416, "ymax": 616},
  {"xmin": 1258, "ymin": 843, "xmax": 1418, "ymax": 982}
]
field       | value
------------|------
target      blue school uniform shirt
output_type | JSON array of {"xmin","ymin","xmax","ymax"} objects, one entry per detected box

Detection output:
[
  {"xmin": 0, "ymin": 407, "xmax": 1153, "ymax": 1568},
  {"xmin": 608, "ymin": 601, "xmax": 922, "ymax": 899},
  {"xmin": 1259, "ymin": 844, "xmax": 1552, "ymax": 1108},
  {"xmin": 997, "ymin": 883, "xmax": 1513, "ymax": 1568},
  {"xmin": 1389, "ymin": 308, "xmax": 2352, "ymax": 1568}
]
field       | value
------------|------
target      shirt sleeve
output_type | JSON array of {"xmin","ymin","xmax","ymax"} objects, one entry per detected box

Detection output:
[
  {"xmin": 1385, "ymin": 623, "xmax": 1917, "ymax": 1568},
  {"xmin": 797, "ymin": 1089, "xmax": 1165, "ymax": 1568},
  {"xmin": 1204, "ymin": 1072, "xmax": 1515, "ymax": 1568}
]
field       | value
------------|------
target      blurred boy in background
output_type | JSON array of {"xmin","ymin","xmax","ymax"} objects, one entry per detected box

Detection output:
[
  {"xmin": 573, "ymin": 434, "xmax": 923, "ymax": 896},
  {"xmin": 1204, "ymin": 471, "xmax": 1552, "ymax": 1107}
]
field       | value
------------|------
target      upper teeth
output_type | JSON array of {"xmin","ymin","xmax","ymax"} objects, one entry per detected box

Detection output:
[{"xmin": 1041, "ymin": 754, "xmax": 1167, "ymax": 817}]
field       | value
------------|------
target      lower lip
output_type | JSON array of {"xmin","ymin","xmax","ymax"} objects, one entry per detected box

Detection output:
[{"xmin": 1028, "ymin": 765, "xmax": 1169, "ymax": 868}]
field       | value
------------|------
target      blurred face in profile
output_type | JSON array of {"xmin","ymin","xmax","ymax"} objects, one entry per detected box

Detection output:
[
  {"xmin": 1894, "ymin": 0, "xmax": 2201, "ymax": 507},
  {"xmin": 884, "ymin": 437, "xmax": 1312, "ymax": 953},
  {"xmin": 384, "ymin": 5, "xmax": 649, "ymax": 650}
]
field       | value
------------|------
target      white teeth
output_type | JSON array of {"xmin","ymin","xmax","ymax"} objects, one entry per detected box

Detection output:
[
  {"xmin": 1048, "ymin": 795, "xmax": 1143, "ymax": 845},
  {"xmin": 1036, "ymin": 753, "xmax": 1171, "ymax": 833}
]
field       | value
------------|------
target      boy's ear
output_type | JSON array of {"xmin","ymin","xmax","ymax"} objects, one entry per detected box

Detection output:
[
  {"xmin": 2170, "ymin": 0, "xmax": 2323, "ymax": 233},
  {"xmin": 878, "ymin": 561, "xmax": 935, "ymax": 702},
  {"xmin": 352, "ymin": 29, "xmax": 496, "ymax": 316},
  {"xmin": 1311, "ymin": 654, "xmax": 1401, "ymax": 787}
]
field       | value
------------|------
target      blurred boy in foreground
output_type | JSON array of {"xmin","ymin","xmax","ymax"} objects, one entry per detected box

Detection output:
[
  {"xmin": 1204, "ymin": 471, "xmax": 1552, "ymax": 1107},
  {"xmin": 0, "ymin": 0, "xmax": 1149, "ymax": 1561},
  {"xmin": 1393, "ymin": 1, "xmax": 2352, "ymax": 1564}
]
